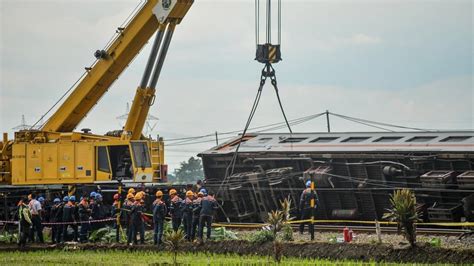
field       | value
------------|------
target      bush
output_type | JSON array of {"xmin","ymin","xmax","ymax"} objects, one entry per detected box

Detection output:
[
  {"xmin": 383, "ymin": 188, "xmax": 421, "ymax": 247},
  {"xmin": 249, "ymin": 229, "xmax": 274, "ymax": 245},
  {"xmin": 280, "ymin": 224, "xmax": 294, "ymax": 241}
]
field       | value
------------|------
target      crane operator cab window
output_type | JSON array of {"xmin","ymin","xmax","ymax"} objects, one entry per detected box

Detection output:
[{"xmin": 96, "ymin": 142, "xmax": 152, "ymax": 182}]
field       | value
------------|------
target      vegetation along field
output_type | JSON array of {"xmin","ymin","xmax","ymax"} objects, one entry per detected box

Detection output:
[{"xmin": 0, "ymin": 250, "xmax": 443, "ymax": 266}]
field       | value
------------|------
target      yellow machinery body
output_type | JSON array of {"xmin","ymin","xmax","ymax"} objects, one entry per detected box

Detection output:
[
  {"xmin": 0, "ymin": 0, "xmax": 192, "ymax": 186},
  {"xmin": 3, "ymin": 131, "xmax": 165, "ymax": 185}
]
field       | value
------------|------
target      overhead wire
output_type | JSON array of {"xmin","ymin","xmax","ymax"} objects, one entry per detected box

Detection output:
[{"xmin": 329, "ymin": 112, "xmax": 433, "ymax": 132}]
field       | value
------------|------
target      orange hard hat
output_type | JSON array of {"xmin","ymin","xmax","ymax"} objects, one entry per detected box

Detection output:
[
  {"xmin": 156, "ymin": 190, "xmax": 163, "ymax": 197},
  {"xmin": 134, "ymin": 193, "xmax": 143, "ymax": 201},
  {"xmin": 137, "ymin": 191, "xmax": 145, "ymax": 197},
  {"xmin": 127, "ymin": 193, "xmax": 134, "ymax": 199},
  {"xmin": 128, "ymin": 188, "xmax": 136, "ymax": 194},
  {"xmin": 186, "ymin": 190, "xmax": 194, "ymax": 197},
  {"xmin": 169, "ymin": 189, "xmax": 177, "ymax": 195}
]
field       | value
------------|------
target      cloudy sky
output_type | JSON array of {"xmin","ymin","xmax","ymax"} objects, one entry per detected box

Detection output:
[{"xmin": 1, "ymin": 0, "xmax": 472, "ymax": 171}]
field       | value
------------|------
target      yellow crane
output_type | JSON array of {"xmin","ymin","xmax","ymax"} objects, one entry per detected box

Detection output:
[{"xmin": 0, "ymin": 0, "xmax": 193, "ymax": 186}]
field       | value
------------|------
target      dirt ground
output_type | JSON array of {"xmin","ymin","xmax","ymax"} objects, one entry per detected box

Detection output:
[
  {"xmin": 236, "ymin": 229, "xmax": 474, "ymax": 250},
  {"xmin": 0, "ymin": 238, "xmax": 473, "ymax": 264}
]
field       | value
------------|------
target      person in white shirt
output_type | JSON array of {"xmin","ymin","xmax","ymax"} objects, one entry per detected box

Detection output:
[{"xmin": 28, "ymin": 193, "xmax": 44, "ymax": 243}]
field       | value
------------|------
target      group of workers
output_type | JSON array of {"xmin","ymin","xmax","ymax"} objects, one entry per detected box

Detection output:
[
  {"xmin": 17, "ymin": 191, "xmax": 107, "ymax": 247},
  {"xmin": 122, "ymin": 186, "xmax": 218, "ymax": 246},
  {"xmin": 16, "ymin": 180, "xmax": 316, "ymax": 248},
  {"xmin": 16, "ymin": 182, "xmax": 218, "ymax": 247}
]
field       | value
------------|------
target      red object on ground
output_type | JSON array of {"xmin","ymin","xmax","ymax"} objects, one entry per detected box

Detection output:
[{"xmin": 343, "ymin": 227, "xmax": 350, "ymax": 242}]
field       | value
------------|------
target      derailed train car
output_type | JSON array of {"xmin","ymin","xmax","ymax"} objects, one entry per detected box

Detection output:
[{"xmin": 199, "ymin": 131, "xmax": 474, "ymax": 223}]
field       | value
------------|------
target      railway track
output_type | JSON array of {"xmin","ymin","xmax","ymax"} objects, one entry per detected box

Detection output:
[{"xmin": 215, "ymin": 222, "xmax": 472, "ymax": 236}]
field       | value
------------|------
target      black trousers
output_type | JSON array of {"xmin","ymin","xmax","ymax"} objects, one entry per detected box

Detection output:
[
  {"xmin": 30, "ymin": 215, "xmax": 44, "ymax": 243},
  {"xmin": 129, "ymin": 220, "xmax": 144, "ymax": 244},
  {"xmin": 191, "ymin": 216, "xmax": 199, "ymax": 240},
  {"xmin": 51, "ymin": 224, "xmax": 58, "ymax": 244},
  {"xmin": 18, "ymin": 221, "xmax": 30, "ymax": 247},
  {"xmin": 62, "ymin": 223, "xmax": 78, "ymax": 242},
  {"xmin": 299, "ymin": 208, "xmax": 314, "ymax": 234},
  {"xmin": 182, "ymin": 213, "xmax": 192, "ymax": 240},
  {"xmin": 171, "ymin": 217, "xmax": 182, "ymax": 232},
  {"xmin": 55, "ymin": 224, "xmax": 63, "ymax": 243},
  {"xmin": 198, "ymin": 215, "xmax": 213, "ymax": 240}
]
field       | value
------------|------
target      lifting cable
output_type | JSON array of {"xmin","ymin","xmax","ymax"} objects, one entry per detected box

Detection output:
[{"xmin": 216, "ymin": 0, "xmax": 291, "ymax": 197}]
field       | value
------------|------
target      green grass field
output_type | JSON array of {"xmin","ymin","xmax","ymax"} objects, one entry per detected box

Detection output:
[{"xmin": 0, "ymin": 250, "xmax": 434, "ymax": 265}]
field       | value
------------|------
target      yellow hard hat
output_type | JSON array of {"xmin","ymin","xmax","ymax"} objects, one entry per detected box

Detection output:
[
  {"xmin": 156, "ymin": 190, "xmax": 163, "ymax": 197},
  {"xmin": 127, "ymin": 193, "xmax": 134, "ymax": 199},
  {"xmin": 128, "ymin": 188, "xmax": 136, "ymax": 194},
  {"xmin": 134, "ymin": 193, "xmax": 142, "ymax": 201},
  {"xmin": 186, "ymin": 190, "xmax": 194, "ymax": 197},
  {"xmin": 137, "ymin": 191, "xmax": 145, "ymax": 197},
  {"xmin": 169, "ymin": 189, "xmax": 177, "ymax": 195}
]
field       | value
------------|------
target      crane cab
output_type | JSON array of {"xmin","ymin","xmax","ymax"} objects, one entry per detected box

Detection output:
[{"xmin": 96, "ymin": 141, "xmax": 153, "ymax": 183}]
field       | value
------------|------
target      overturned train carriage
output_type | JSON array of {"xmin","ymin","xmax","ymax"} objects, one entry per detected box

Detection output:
[{"xmin": 199, "ymin": 131, "xmax": 474, "ymax": 223}]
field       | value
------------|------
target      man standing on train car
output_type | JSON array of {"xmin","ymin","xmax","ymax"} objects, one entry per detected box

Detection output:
[
  {"xmin": 299, "ymin": 180, "xmax": 319, "ymax": 235},
  {"xmin": 28, "ymin": 193, "xmax": 44, "ymax": 243}
]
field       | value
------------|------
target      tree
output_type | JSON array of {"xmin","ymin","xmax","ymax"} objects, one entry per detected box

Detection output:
[{"xmin": 174, "ymin": 156, "xmax": 204, "ymax": 184}]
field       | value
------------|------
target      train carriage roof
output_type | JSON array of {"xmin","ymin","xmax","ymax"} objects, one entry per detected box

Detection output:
[{"xmin": 199, "ymin": 131, "xmax": 474, "ymax": 155}]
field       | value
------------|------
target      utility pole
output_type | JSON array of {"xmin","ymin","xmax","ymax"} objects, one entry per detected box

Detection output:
[
  {"xmin": 326, "ymin": 110, "xmax": 331, "ymax": 133},
  {"xmin": 215, "ymin": 131, "xmax": 219, "ymax": 146}
]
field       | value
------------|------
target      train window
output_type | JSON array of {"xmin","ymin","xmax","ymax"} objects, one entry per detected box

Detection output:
[
  {"xmin": 341, "ymin": 137, "xmax": 370, "ymax": 143},
  {"xmin": 440, "ymin": 136, "xmax": 472, "ymax": 142},
  {"xmin": 97, "ymin": 146, "xmax": 110, "ymax": 173},
  {"xmin": 373, "ymin": 136, "xmax": 403, "ymax": 142},
  {"xmin": 406, "ymin": 136, "xmax": 437, "ymax": 142},
  {"xmin": 258, "ymin": 137, "xmax": 273, "ymax": 143},
  {"xmin": 279, "ymin": 137, "xmax": 307, "ymax": 143},
  {"xmin": 310, "ymin": 137, "xmax": 339, "ymax": 143}
]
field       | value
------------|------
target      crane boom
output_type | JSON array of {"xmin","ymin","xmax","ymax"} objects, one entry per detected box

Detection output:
[{"xmin": 42, "ymin": 0, "xmax": 192, "ymax": 133}]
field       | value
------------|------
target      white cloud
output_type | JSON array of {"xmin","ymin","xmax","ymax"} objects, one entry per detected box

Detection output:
[{"xmin": 350, "ymin": 33, "xmax": 382, "ymax": 45}]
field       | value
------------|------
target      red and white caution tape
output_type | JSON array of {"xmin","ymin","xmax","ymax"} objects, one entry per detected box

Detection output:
[{"xmin": 0, "ymin": 218, "xmax": 115, "ymax": 226}]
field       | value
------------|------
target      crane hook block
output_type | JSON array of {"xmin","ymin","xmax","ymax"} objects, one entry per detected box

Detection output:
[{"xmin": 255, "ymin": 43, "xmax": 281, "ymax": 64}]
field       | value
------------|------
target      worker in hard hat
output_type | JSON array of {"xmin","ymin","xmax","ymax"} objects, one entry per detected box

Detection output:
[
  {"xmin": 78, "ymin": 195, "xmax": 92, "ymax": 243},
  {"xmin": 62, "ymin": 195, "xmax": 78, "ymax": 242},
  {"xmin": 152, "ymin": 190, "xmax": 167, "ymax": 245},
  {"xmin": 198, "ymin": 189, "xmax": 218, "ymax": 242},
  {"xmin": 191, "ymin": 191, "xmax": 204, "ymax": 241},
  {"xmin": 182, "ymin": 190, "xmax": 194, "ymax": 241},
  {"xmin": 128, "ymin": 193, "xmax": 145, "ymax": 245},
  {"xmin": 124, "ymin": 193, "xmax": 135, "ymax": 243},
  {"xmin": 17, "ymin": 197, "xmax": 32, "ymax": 248},
  {"xmin": 111, "ymin": 193, "xmax": 120, "ymax": 214},
  {"xmin": 299, "ymin": 180, "xmax": 319, "ymax": 235},
  {"xmin": 128, "ymin": 188, "xmax": 136, "ymax": 195},
  {"xmin": 168, "ymin": 189, "xmax": 183, "ymax": 232},
  {"xmin": 49, "ymin": 198, "xmax": 62, "ymax": 244}
]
